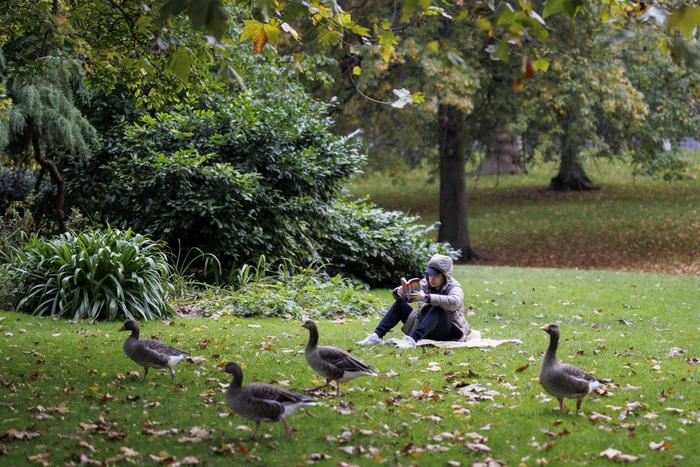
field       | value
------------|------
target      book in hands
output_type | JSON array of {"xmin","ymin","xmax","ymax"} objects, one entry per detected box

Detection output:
[{"xmin": 400, "ymin": 277, "xmax": 421, "ymax": 302}]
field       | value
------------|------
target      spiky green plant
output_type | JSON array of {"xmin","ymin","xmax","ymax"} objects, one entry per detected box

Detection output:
[{"xmin": 13, "ymin": 228, "xmax": 173, "ymax": 321}]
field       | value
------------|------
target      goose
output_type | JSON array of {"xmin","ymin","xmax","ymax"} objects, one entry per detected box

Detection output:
[
  {"xmin": 540, "ymin": 323, "xmax": 602, "ymax": 412},
  {"xmin": 119, "ymin": 320, "xmax": 189, "ymax": 381},
  {"xmin": 223, "ymin": 362, "xmax": 315, "ymax": 439},
  {"xmin": 302, "ymin": 319, "xmax": 377, "ymax": 397}
]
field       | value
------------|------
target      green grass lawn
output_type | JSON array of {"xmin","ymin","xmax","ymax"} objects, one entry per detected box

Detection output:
[
  {"xmin": 347, "ymin": 153, "xmax": 700, "ymax": 275},
  {"xmin": 2, "ymin": 266, "xmax": 699, "ymax": 465}
]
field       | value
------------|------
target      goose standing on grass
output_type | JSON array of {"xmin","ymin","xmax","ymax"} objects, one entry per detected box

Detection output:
[
  {"xmin": 119, "ymin": 320, "xmax": 189, "ymax": 381},
  {"xmin": 302, "ymin": 319, "xmax": 377, "ymax": 397},
  {"xmin": 223, "ymin": 362, "xmax": 315, "ymax": 439},
  {"xmin": 540, "ymin": 323, "xmax": 602, "ymax": 412}
]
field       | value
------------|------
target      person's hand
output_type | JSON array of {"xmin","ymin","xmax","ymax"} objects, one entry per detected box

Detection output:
[
  {"xmin": 409, "ymin": 291, "xmax": 426, "ymax": 302},
  {"xmin": 394, "ymin": 286, "xmax": 405, "ymax": 297}
]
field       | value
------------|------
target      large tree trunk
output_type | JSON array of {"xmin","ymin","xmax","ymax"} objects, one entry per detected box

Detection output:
[
  {"xmin": 437, "ymin": 104, "xmax": 478, "ymax": 260},
  {"xmin": 475, "ymin": 128, "xmax": 524, "ymax": 175},
  {"xmin": 548, "ymin": 127, "xmax": 598, "ymax": 191},
  {"xmin": 31, "ymin": 129, "xmax": 66, "ymax": 232}
]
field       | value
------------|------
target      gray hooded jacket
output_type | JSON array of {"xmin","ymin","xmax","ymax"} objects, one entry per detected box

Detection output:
[{"xmin": 399, "ymin": 254, "xmax": 470, "ymax": 341}]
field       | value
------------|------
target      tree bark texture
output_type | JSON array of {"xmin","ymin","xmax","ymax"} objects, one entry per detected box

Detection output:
[
  {"xmin": 475, "ymin": 128, "xmax": 524, "ymax": 175},
  {"xmin": 437, "ymin": 104, "xmax": 478, "ymax": 260},
  {"xmin": 31, "ymin": 128, "xmax": 66, "ymax": 232}
]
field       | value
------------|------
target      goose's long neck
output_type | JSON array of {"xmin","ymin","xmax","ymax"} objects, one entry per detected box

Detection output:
[
  {"xmin": 130, "ymin": 327, "xmax": 140, "ymax": 340},
  {"xmin": 544, "ymin": 331, "xmax": 558, "ymax": 364},
  {"xmin": 230, "ymin": 368, "xmax": 243, "ymax": 389},
  {"xmin": 306, "ymin": 326, "xmax": 318, "ymax": 351}
]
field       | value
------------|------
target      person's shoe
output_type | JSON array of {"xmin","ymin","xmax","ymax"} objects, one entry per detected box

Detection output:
[
  {"xmin": 394, "ymin": 335, "xmax": 416, "ymax": 349},
  {"xmin": 357, "ymin": 332, "xmax": 384, "ymax": 346}
]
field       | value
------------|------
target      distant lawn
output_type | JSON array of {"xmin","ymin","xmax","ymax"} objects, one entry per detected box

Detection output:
[
  {"xmin": 1, "ymin": 266, "xmax": 699, "ymax": 465},
  {"xmin": 347, "ymin": 152, "xmax": 700, "ymax": 275}
]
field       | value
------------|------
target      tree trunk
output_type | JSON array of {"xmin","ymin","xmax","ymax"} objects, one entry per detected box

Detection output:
[
  {"xmin": 475, "ymin": 128, "xmax": 524, "ymax": 175},
  {"xmin": 31, "ymin": 129, "xmax": 66, "ymax": 232},
  {"xmin": 437, "ymin": 104, "xmax": 478, "ymax": 260},
  {"xmin": 548, "ymin": 127, "xmax": 598, "ymax": 191}
]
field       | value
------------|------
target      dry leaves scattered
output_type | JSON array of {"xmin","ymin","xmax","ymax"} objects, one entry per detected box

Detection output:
[{"xmin": 78, "ymin": 417, "xmax": 126, "ymax": 441}]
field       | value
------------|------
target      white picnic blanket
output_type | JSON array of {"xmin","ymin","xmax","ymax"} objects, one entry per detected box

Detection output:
[{"xmin": 385, "ymin": 329, "xmax": 521, "ymax": 348}]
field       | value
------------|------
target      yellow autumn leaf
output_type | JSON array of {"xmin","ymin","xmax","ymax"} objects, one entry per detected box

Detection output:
[
  {"xmin": 240, "ymin": 19, "xmax": 280, "ymax": 53},
  {"xmin": 352, "ymin": 66, "xmax": 361, "ymax": 76}
]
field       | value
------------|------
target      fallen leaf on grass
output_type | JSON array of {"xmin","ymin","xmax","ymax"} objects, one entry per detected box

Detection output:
[
  {"xmin": 599, "ymin": 448, "xmax": 639, "ymax": 462},
  {"xmin": 78, "ymin": 417, "xmax": 126, "ymax": 440},
  {"xmin": 589, "ymin": 412, "xmax": 612, "ymax": 424},
  {"xmin": 472, "ymin": 458, "xmax": 505, "ymax": 467},
  {"xmin": 384, "ymin": 370, "xmax": 399, "ymax": 378},
  {"xmin": 27, "ymin": 453, "xmax": 50, "ymax": 465},
  {"xmin": 687, "ymin": 358, "xmax": 699, "ymax": 365},
  {"xmin": 667, "ymin": 347, "xmax": 685, "ymax": 357},
  {"xmin": 177, "ymin": 426, "xmax": 211, "ymax": 444},
  {"xmin": 458, "ymin": 384, "xmax": 500, "ymax": 401},
  {"xmin": 619, "ymin": 401, "xmax": 646, "ymax": 420},
  {"xmin": 1, "ymin": 430, "xmax": 40, "ymax": 441},
  {"xmin": 336, "ymin": 402, "xmax": 355, "ymax": 415},
  {"xmin": 340, "ymin": 445, "xmax": 365, "ymax": 456},
  {"xmin": 210, "ymin": 443, "xmax": 236, "ymax": 455},
  {"xmin": 426, "ymin": 362, "xmax": 442, "ymax": 372},
  {"xmin": 432, "ymin": 432, "xmax": 456, "ymax": 442},
  {"xmin": 516, "ymin": 363, "xmax": 530, "ymax": 373},
  {"xmin": 465, "ymin": 442, "xmax": 491, "ymax": 453},
  {"xmin": 105, "ymin": 431, "xmax": 127, "ymax": 441},
  {"xmin": 120, "ymin": 446, "xmax": 139, "ymax": 457},
  {"xmin": 306, "ymin": 452, "xmax": 331, "ymax": 463},
  {"xmin": 78, "ymin": 440, "xmax": 97, "ymax": 452},
  {"xmin": 649, "ymin": 441, "xmax": 672, "ymax": 451},
  {"xmin": 150, "ymin": 453, "xmax": 178, "ymax": 465},
  {"xmin": 77, "ymin": 454, "xmax": 101, "ymax": 465}
]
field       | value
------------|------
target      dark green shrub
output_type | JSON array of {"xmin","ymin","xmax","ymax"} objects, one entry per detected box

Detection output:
[
  {"xmin": 64, "ymin": 87, "xmax": 458, "ymax": 286},
  {"xmin": 66, "ymin": 88, "xmax": 364, "ymax": 266},
  {"xmin": 12, "ymin": 228, "xmax": 173, "ymax": 321},
  {"xmin": 0, "ymin": 167, "xmax": 36, "ymax": 212},
  {"xmin": 317, "ymin": 198, "xmax": 460, "ymax": 286}
]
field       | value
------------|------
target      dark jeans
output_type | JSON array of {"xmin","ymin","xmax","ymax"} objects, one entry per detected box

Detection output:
[{"xmin": 375, "ymin": 299, "xmax": 461, "ymax": 341}]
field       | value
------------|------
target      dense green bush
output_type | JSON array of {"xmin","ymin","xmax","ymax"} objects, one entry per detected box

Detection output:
[
  {"xmin": 66, "ymin": 88, "xmax": 364, "ymax": 266},
  {"xmin": 12, "ymin": 228, "xmax": 173, "ymax": 321},
  {"xmin": 65, "ymin": 87, "xmax": 457, "ymax": 286},
  {"xmin": 319, "ymin": 199, "xmax": 460, "ymax": 286}
]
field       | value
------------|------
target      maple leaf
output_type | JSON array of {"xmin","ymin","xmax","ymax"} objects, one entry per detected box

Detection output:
[{"xmin": 240, "ymin": 19, "xmax": 281, "ymax": 53}]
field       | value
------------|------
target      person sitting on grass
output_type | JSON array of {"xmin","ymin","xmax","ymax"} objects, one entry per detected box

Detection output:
[{"xmin": 357, "ymin": 253, "xmax": 469, "ymax": 349}]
